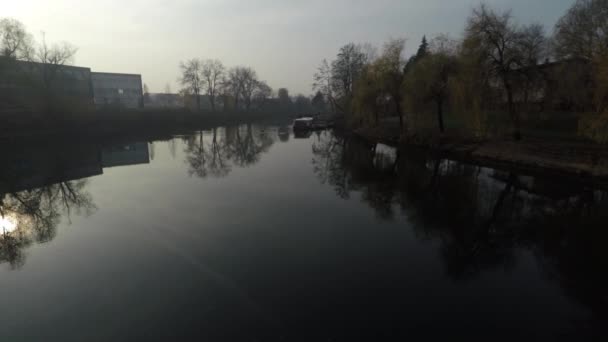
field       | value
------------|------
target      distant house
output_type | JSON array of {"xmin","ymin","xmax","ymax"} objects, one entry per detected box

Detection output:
[
  {"xmin": 512, "ymin": 58, "xmax": 594, "ymax": 112},
  {"xmin": 181, "ymin": 93, "xmax": 214, "ymax": 111},
  {"xmin": 91, "ymin": 72, "xmax": 143, "ymax": 109},
  {"xmin": 144, "ymin": 93, "xmax": 184, "ymax": 109}
]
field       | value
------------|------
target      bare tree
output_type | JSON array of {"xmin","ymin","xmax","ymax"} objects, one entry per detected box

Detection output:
[
  {"xmin": 313, "ymin": 59, "xmax": 336, "ymax": 113},
  {"xmin": 35, "ymin": 33, "xmax": 77, "ymax": 89},
  {"xmin": 0, "ymin": 18, "xmax": 34, "ymax": 60},
  {"xmin": 238, "ymin": 67, "xmax": 259, "ymax": 110},
  {"xmin": 518, "ymin": 24, "xmax": 547, "ymax": 106},
  {"xmin": 553, "ymin": 0, "xmax": 608, "ymax": 60},
  {"xmin": 464, "ymin": 4, "xmax": 525, "ymax": 139},
  {"xmin": 225, "ymin": 67, "xmax": 242, "ymax": 109},
  {"xmin": 253, "ymin": 80, "xmax": 272, "ymax": 108},
  {"xmin": 330, "ymin": 43, "xmax": 368, "ymax": 112},
  {"xmin": 201, "ymin": 59, "xmax": 225, "ymax": 111},
  {"xmin": 226, "ymin": 66, "xmax": 259, "ymax": 110},
  {"xmin": 179, "ymin": 58, "xmax": 203, "ymax": 110}
]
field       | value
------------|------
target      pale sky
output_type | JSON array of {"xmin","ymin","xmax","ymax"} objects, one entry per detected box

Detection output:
[{"xmin": 4, "ymin": 0, "xmax": 575, "ymax": 95}]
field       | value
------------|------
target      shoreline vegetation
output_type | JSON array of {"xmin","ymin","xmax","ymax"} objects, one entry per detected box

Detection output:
[
  {"xmin": 2, "ymin": 1, "xmax": 608, "ymax": 186},
  {"xmin": 354, "ymin": 126, "xmax": 608, "ymax": 187}
]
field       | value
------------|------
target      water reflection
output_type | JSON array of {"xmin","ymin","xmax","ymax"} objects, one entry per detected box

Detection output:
[
  {"xmin": 184, "ymin": 124, "xmax": 276, "ymax": 178},
  {"xmin": 312, "ymin": 130, "xmax": 608, "ymax": 327},
  {"xmin": 102, "ymin": 142, "xmax": 150, "ymax": 168},
  {"xmin": 0, "ymin": 140, "xmax": 153, "ymax": 268},
  {"xmin": 0, "ymin": 180, "xmax": 95, "ymax": 268}
]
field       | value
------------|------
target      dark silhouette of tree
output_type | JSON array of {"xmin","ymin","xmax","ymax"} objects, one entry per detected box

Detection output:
[
  {"xmin": 311, "ymin": 91, "xmax": 326, "ymax": 113},
  {"xmin": 312, "ymin": 59, "xmax": 336, "ymax": 113},
  {"xmin": 376, "ymin": 38, "xmax": 407, "ymax": 129},
  {"xmin": 224, "ymin": 67, "xmax": 263, "ymax": 110},
  {"xmin": 404, "ymin": 36, "xmax": 458, "ymax": 133},
  {"xmin": 0, "ymin": 18, "xmax": 34, "ymax": 60},
  {"xmin": 404, "ymin": 36, "xmax": 429, "ymax": 72},
  {"xmin": 179, "ymin": 58, "xmax": 203, "ymax": 110},
  {"xmin": 33, "ymin": 32, "xmax": 78, "ymax": 111},
  {"xmin": 0, "ymin": 180, "xmax": 96, "ymax": 269},
  {"xmin": 277, "ymin": 88, "xmax": 292, "ymax": 111},
  {"xmin": 463, "ymin": 4, "xmax": 534, "ymax": 140},
  {"xmin": 201, "ymin": 59, "xmax": 225, "ymax": 111},
  {"xmin": 294, "ymin": 94, "xmax": 312, "ymax": 114},
  {"xmin": 553, "ymin": 0, "xmax": 608, "ymax": 61},
  {"xmin": 253, "ymin": 81, "xmax": 272, "ymax": 109},
  {"xmin": 331, "ymin": 43, "xmax": 367, "ymax": 113}
]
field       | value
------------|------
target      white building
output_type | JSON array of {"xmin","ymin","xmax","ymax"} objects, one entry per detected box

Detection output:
[{"xmin": 91, "ymin": 72, "xmax": 143, "ymax": 109}]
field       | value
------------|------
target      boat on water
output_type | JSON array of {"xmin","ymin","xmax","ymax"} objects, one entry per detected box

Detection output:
[
  {"xmin": 293, "ymin": 115, "xmax": 334, "ymax": 131},
  {"xmin": 293, "ymin": 117, "xmax": 314, "ymax": 131}
]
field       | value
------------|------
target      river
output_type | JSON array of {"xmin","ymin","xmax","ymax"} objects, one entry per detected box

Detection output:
[{"xmin": 1, "ymin": 124, "xmax": 606, "ymax": 340}]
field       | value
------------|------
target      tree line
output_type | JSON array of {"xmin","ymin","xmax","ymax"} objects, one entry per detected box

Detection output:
[
  {"xmin": 177, "ymin": 58, "xmax": 319, "ymax": 114},
  {"xmin": 313, "ymin": 0, "xmax": 608, "ymax": 140}
]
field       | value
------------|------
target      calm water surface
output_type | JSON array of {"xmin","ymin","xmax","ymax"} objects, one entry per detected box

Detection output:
[{"xmin": 1, "ymin": 124, "xmax": 607, "ymax": 340}]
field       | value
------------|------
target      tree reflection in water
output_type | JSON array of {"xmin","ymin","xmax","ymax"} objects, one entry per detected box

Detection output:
[
  {"xmin": 312, "ymin": 130, "xmax": 608, "ymax": 326},
  {"xmin": 0, "ymin": 180, "xmax": 96, "ymax": 269},
  {"xmin": 184, "ymin": 124, "xmax": 276, "ymax": 178}
]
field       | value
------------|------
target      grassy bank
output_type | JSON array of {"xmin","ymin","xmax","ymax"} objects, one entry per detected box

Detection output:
[{"xmin": 354, "ymin": 121, "xmax": 608, "ymax": 187}]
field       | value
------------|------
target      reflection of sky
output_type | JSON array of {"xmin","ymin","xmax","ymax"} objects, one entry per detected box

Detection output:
[{"xmin": 0, "ymin": 126, "xmax": 603, "ymax": 339}]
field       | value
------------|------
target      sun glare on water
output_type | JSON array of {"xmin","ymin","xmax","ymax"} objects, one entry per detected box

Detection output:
[{"xmin": 0, "ymin": 216, "xmax": 17, "ymax": 234}]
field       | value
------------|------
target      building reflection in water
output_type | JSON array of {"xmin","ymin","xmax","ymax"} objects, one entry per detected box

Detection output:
[
  {"xmin": 101, "ymin": 142, "xmax": 150, "ymax": 168},
  {"xmin": 311, "ymin": 130, "xmax": 608, "ymax": 330},
  {"xmin": 0, "ymin": 140, "xmax": 151, "ymax": 269}
]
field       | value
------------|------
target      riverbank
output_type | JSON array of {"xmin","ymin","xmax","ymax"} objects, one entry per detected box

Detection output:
[{"xmin": 354, "ymin": 126, "xmax": 608, "ymax": 186}]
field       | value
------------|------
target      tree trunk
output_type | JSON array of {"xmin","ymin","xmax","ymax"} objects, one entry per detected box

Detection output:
[
  {"xmin": 196, "ymin": 93, "xmax": 201, "ymax": 111},
  {"xmin": 437, "ymin": 97, "xmax": 445, "ymax": 133},
  {"xmin": 394, "ymin": 94, "xmax": 405, "ymax": 133},
  {"xmin": 210, "ymin": 95, "xmax": 215, "ymax": 112},
  {"xmin": 504, "ymin": 80, "xmax": 521, "ymax": 140}
]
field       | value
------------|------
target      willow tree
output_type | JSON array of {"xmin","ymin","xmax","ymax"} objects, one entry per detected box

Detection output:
[
  {"xmin": 404, "ymin": 45, "xmax": 457, "ymax": 133},
  {"xmin": 352, "ymin": 63, "xmax": 383, "ymax": 126},
  {"xmin": 375, "ymin": 38, "xmax": 407, "ymax": 130}
]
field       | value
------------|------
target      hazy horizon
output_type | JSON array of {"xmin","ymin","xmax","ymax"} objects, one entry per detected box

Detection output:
[{"xmin": 5, "ymin": 0, "xmax": 575, "ymax": 95}]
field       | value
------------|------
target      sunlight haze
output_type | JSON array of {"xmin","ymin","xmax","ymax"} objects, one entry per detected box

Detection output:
[{"xmin": 4, "ymin": 0, "xmax": 574, "ymax": 94}]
